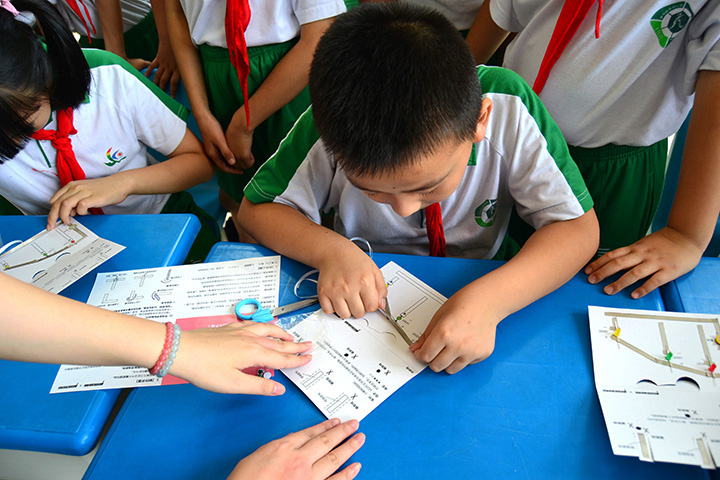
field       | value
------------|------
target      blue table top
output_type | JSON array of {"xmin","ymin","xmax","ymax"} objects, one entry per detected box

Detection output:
[
  {"xmin": 661, "ymin": 257, "xmax": 720, "ymax": 315},
  {"xmin": 84, "ymin": 242, "xmax": 707, "ymax": 479},
  {"xmin": 0, "ymin": 214, "xmax": 200, "ymax": 455}
]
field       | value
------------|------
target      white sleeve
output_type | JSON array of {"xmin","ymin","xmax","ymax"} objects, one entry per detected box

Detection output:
[
  {"xmin": 684, "ymin": 3, "xmax": 720, "ymax": 94},
  {"xmin": 293, "ymin": 0, "xmax": 346, "ymax": 26}
]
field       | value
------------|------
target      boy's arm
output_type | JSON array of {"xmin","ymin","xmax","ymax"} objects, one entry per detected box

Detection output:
[
  {"xmin": 412, "ymin": 209, "xmax": 599, "ymax": 374},
  {"xmin": 147, "ymin": 0, "xmax": 181, "ymax": 96},
  {"xmin": 225, "ymin": 18, "xmax": 335, "ymax": 169},
  {"xmin": 95, "ymin": 0, "xmax": 151, "ymax": 70},
  {"xmin": 465, "ymin": 1, "xmax": 511, "ymax": 64},
  {"xmin": 46, "ymin": 128, "xmax": 215, "ymax": 228},
  {"xmin": 238, "ymin": 200, "xmax": 387, "ymax": 319},
  {"xmin": 165, "ymin": 0, "xmax": 240, "ymax": 172},
  {"xmin": 585, "ymin": 69, "xmax": 720, "ymax": 298}
]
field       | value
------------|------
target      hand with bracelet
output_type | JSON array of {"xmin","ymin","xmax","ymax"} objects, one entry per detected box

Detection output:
[{"xmin": 0, "ymin": 273, "xmax": 364, "ymax": 479}]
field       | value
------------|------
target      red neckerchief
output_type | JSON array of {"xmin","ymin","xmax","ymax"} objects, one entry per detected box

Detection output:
[
  {"xmin": 225, "ymin": 0, "xmax": 252, "ymax": 130},
  {"xmin": 533, "ymin": 0, "xmax": 603, "ymax": 94},
  {"xmin": 30, "ymin": 108, "xmax": 105, "ymax": 215},
  {"xmin": 425, "ymin": 203, "xmax": 446, "ymax": 257},
  {"xmin": 64, "ymin": 0, "xmax": 96, "ymax": 42}
]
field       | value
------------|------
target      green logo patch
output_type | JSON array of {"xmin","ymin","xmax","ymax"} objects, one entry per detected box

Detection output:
[
  {"xmin": 475, "ymin": 199, "xmax": 497, "ymax": 227},
  {"xmin": 650, "ymin": 2, "xmax": 694, "ymax": 48}
]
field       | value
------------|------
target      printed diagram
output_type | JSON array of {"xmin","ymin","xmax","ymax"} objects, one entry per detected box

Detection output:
[
  {"xmin": 589, "ymin": 306, "xmax": 720, "ymax": 469},
  {"xmin": 295, "ymin": 369, "xmax": 327, "ymax": 389},
  {"xmin": 0, "ymin": 223, "xmax": 87, "ymax": 272},
  {"xmin": 384, "ymin": 268, "xmax": 446, "ymax": 343}
]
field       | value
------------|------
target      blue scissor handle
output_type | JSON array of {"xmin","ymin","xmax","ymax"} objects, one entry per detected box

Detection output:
[{"xmin": 235, "ymin": 298, "xmax": 274, "ymax": 323}]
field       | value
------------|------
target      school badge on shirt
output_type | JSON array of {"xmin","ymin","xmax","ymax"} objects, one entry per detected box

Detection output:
[
  {"xmin": 475, "ymin": 198, "xmax": 497, "ymax": 227},
  {"xmin": 105, "ymin": 148, "xmax": 127, "ymax": 167},
  {"xmin": 650, "ymin": 2, "xmax": 694, "ymax": 48}
]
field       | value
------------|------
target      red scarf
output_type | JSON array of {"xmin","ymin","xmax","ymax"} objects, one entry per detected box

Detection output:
[
  {"xmin": 533, "ymin": 0, "xmax": 603, "ymax": 94},
  {"xmin": 225, "ymin": 0, "xmax": 252, "ymax": 130},
  {"xmin": 64, "ymin": 0, "xmax": 96, "ymax": 42},
  {"xmin": 30, "ymin": 108, "xmax": 104, "ymax": 215},
  {"xmin": 425, "ymin": 203, "xmax": 446, "ymax": 257}
]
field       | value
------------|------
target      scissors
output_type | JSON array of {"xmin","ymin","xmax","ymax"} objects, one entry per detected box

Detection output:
[
  {"xmin": 235, "ymin": 297, "xmax": 319, "ymax": 323},
  {"xmin": 380, "ymin": 298, "xmax": 413, "ymax": 346}
]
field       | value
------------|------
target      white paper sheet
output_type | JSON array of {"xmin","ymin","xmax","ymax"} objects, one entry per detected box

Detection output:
[
  {"xmin": 50, "ymin": 256, "xmax": 281, "ymax": 393},
  {"xmin": 281, "ymin": 262, "xmax": 446, "ymax": 421},
  {"xmin": 0, "ymin": 220, "xmax": 124, "ymax": 293},
  {"xmin": 589, "ymin": 306, "xmax": 720, "ymax": 469}
]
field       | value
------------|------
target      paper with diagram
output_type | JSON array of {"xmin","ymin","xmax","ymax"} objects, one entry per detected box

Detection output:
[
  {"xmin": 281, "ymin": 261, "xmax": 446, "ymax": 421},
  {"xmin": 0, "ymin": 220, "xmax": 124, "ymax": 293},
  {"xmin": 50, "ymin": 256, "xmax": 281, "ymax": 393},
  {"xmin": 589, "ymin": 306, "xmax": 720, "ymax": 469}
]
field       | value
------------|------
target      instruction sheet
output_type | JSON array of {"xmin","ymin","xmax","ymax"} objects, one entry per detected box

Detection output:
[
  {"xmin": 589, "ymin": 306, "xmax": 720, "ymax": 469},
  {"xmin": 50, "ymin": 256, "xmax": 281, "ymax": 393},
  {"xmin": 281, "ymin": 261, "xmax": 446, "ymax": 421},
  {"xmin": 0, "ymin": 220, "xmax": 124, "ymax": 293}
]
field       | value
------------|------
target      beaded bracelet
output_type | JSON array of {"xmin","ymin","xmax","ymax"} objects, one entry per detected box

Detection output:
[
  {"xmin": 157, "ymin": 324, "xmax": 181, "ymax": 378},
  {"xmin": 149, "ymin": 322, "xmax": 175, "ymax": 376}
]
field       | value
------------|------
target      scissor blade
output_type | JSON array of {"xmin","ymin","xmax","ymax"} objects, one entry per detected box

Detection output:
[
  {"xmin": 381, "ymin": 299, "xmax": 413, "ymax": 347},
  {"xmin": 270, "ymin": 298, "xmax": 319, "ymax": 316}
]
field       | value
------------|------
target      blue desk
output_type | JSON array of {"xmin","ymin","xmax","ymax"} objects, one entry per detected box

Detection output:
[
  {"xmin": 84, "ymin": 242, "xmax": 706, "ymax": 479},
  {"xmin": 661, "ymin": 258, "xmax": 720, "ymax": 315},
  {"xmin": 0, "ymin": 214, "xmax": 200, "ymax": 455}
]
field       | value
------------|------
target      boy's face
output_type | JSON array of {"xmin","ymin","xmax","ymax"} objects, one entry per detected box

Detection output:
[
  {"xmin": 346, "ymin": 98, "xmax": 492, "ymax": 218},
  {"xmin": 346, "ymin": 138, "xmax": 475, "ymax": 218}
]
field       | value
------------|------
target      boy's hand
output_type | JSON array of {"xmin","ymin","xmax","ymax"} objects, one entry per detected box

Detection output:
[
  {"xmin": 410, "ymin": 287, "xmax": 499, "ymax": 374},
  {"xmin": 170, "ymin": 321, "xmax": 313, "ymax": 395},
  {"xmin": 317, "ymin": 245, "xmax": 387, "ymax": 319},
  {"xmin": 146, "ymin": 43, "xmax": 181, "ymax": 98},
  {"xmin": 196, "ymin": 113, "xmax": 245, "ymax": 174},
  {"xmin": 228, "ymin": 418, "xmax": 364, "ymax": 480},
  {"xmin": 585, "ymin": 227, "xmax": 703, "ymax": 299},
  {"xmin": 47, "ymin": 178, "xmax": 132, "ymax": 229},
  {"xmin": 225, "ymin": 108, "xmax": 256, "ymax": 171},
  {"xmin": 128, "ymin": 58, "xmax": 152, "ymax": 72}
]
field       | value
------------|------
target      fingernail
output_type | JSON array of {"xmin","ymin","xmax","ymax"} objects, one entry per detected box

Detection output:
[
  {"xmin": 350, "ymin": 463, "xmax": 362, "ymax": 474},
  {"xmin": 272, "ymin": 383, "xmax": 285, "ymax": 395},
  {"xmin": 347, "ymin": 419, "xmax": 359, "ymax": 430},
  {"xmin": 379, "ymin": 298, "xmax": 386, "ymax": 310},
  {"xmin": 331, "ymin": 418, "xmax": 341, "ymax": 426},
  {"xmin": 355, "ymin": 433, "xmax": 366, "ymax": 445},
  {"xmin": 631, "ymin": 292, "xmax": 639, "ymax": 299},
  {"xmin": 588, "ymin": 275, "xmax": 596, "ymax": 284},
  {"xmin": 584, "ymin": 266, "xmax": 591, "ymax": 274},
  {"xmin": 604, "ymin": 286, "xmax": 614, "ymax": 295}
]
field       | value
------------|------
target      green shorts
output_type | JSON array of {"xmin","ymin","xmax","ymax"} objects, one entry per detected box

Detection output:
[
  {"xmin": 570, "ymin": 140, "xmax": 668, "ymax": 256},
  {"xmin": 79, "ymin": 10, "xmax": 159, "ymax": 61},
  {"xmin": 199, "ymin": 41, "xmax": 312, "ymax": 203}
]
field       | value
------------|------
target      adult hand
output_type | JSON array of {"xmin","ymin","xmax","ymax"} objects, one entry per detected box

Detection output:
[
  {"xmin": 585, "ymin": 227, "xmax": 703, "ymax": 298},
  {"xmin": 228, "ymin": 418, "xmax": 364, "ymax": 480},
  {"xmin": 171, "ymin": 321, "xmax": 313, "ymax": 395},
  {"xmin": 410, "ymin": 286, "xmax": 499, "ymax": 374}
]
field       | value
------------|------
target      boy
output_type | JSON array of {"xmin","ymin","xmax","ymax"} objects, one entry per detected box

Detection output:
[{"xmin": 238, "ymin": 3, "xmax": 599, "ymax": 374}]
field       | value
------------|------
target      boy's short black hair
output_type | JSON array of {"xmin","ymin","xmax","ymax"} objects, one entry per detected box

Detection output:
[{"xmin": 309, "ymin": 3, "xmax": 484, "ymax": 176}]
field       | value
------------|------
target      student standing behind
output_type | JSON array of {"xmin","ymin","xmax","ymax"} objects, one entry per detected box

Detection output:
[
  {"xmin": 239, "ymin": 4, "xmax": 599, "ymax": 374},
  {"xmin": 0, "ymin": 273, "xmax": 364, "ymax": 479},
  {"xmin": 167, "ymin": 0, "xmax": 346, "ymax": 241},
  {"xmin": 466, "ymin": 0, "xmax": 720, "ymax": 298},
  {"xmin": 0, "ymin": 0, "xmax": 218, "ymax": 262},
  {"xmin": 48, "ymin": 0, "xmax": 181, "ymax": 95}
]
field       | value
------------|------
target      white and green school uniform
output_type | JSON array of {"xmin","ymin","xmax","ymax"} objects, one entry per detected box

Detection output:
[
  {"xmin": 245, "ymin": 66, "xmax": 592, "ymax": 259},
  {"xmin": 179, "ymin": 0, "xmax": 346, "ymax": 203},
  {"xmin": 0, "ymin": 49, "xmax": 217, "ymax": 261},
  {"xmin": 49, "ymin": 0, "xmax": 159, "ymax": 60},
  {"xmin": 400, "ymin": 0, "xmax": 484, "ymax": 31},
  {"xmin": 489, "ymin": 0, "xmax": 720, "ymax": 252}
]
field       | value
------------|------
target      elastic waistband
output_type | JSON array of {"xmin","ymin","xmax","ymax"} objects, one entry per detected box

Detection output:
[
  {"xmin": 567, "ymin": 138, "xmax": 667, "ymax": 162},
  {"xmin": 199, "ymin": 38, "xmax": 298, "ymax": 62}
]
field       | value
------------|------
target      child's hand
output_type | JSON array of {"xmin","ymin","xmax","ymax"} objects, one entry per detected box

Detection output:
[
  {"xmin": 585, "ymin": 226, "xmax": 703, "ymax": 299},
  {"xmin": 317, "ymin": 245, "xmax": 387, "ymax": 319},
  {"xmin": 170, "ymin": 321, "xmax": 313, "ymax": 395},
  {"xmin": 410, "ymin": 287, "xmax": 500, "ymax": 374},
  {"xmin": 146, "ymin": 43, "xmax": 181, "ymax": 98},
  {"xmin": 225, "ymin": 108, "xmax": 256, "ymax": 171},
  {"xmin": 47, "ymin": 178, "xmax": 132, "ymax": 229},
  {"xmin": 195, "ymin": 113, "xmax": 245, "ymax": 174},
  {"xmin": 228, "ymin": 418, "xmax": 364, "ymax": 480},
  {"xmin": 128, "ymin": 58, "xmax": 152, "ymax": 72}
]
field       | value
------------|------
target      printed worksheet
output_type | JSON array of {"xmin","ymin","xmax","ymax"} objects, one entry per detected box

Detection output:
[
  {"xmin": 589, "ymin": 306, "xmax": 720, "ymax": 469},
  {"xmin": 50, "ymin": 256, "xmax": 281, "ymax": 393},
  {"xmin": 0, "ymin": 220, "xmax": 124, "ymax": 293},
  {"xmin": 281, "ymin": 262, "xmax": 446, "ymax": 421}
]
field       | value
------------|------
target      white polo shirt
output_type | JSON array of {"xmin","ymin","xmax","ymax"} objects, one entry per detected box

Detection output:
[
  {"xmin": 0, "ymin": 49, "xmax": 188, "ymax": 216},
  {"xmin": 245, "ymin": 66, "xmax": 592, "ymax": 259},
  {"xmin": 490, "ymin": 0, "xmax": 720, "ymax": 147},
  {"xmin": 400, "ymin": 0, "xmax": 484, "ymax": 30},
  {"xmin": 48, "ymin": 0, "xmax": 151, "ymax": 37},
  {"xmin": 179, "ymin": 0, "xmax": 347, "ymax": 48}
]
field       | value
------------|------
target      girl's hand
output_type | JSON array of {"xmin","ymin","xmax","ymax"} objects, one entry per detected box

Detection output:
[
  {"xmin": 228, "ymin": 418, "xmax": 364, "ymax": 480},
  {"xmin": 170, "ymin": 321, "xmax": 313, "ymax": 395},
  {"xmin": 47, "ymin": 177, "xmax": 133, "ymax": 229}
]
